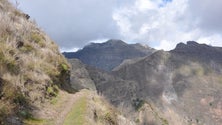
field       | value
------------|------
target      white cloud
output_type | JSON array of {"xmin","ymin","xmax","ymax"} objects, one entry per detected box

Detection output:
[
  {"xmin": 88, "ymin": 38, "xmax": 109, "ymax": 44},
  {"xmin": 135, "ymin": 0, "xmax": 159, "ymax": 11},
  {"xmin": 60, "ymin": 47, "xmax": 79, "ymax": 53},
  {"xmin": 11, "ymin": 0, "xmax": 124, "ymax": 49},
  {"xmin": 197, "ymin": 34, "xmax": 222, "ymax": 47},
  {"xmin": 155, "ymin": 40, "xmax": 176, "ymax": 51},
  {"xmin": 112, "ymin": 0, "xmax": 190, "ymax": 48},
  {"xmin": 10, "ymin": 0, "xmax": 222, "ymax": 51},
  {"xmin": 112, "ymin": 0, "xmax": 222, "ymax": 50}
]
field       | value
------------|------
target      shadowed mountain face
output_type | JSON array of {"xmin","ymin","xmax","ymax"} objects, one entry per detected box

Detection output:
[
  {"xmin": 67, "ymin": 41, "xmax": 222, "ymax": 125},
  {"xmin": 111, "ymin": 42, "xmax": 222, "ymax": 125},
  {"xmin": 63, "ymin": 39, "xmax": 155, "ymax": 71}
]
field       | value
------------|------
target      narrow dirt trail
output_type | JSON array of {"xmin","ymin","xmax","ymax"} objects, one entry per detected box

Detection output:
[
  {"xmin": 35, "ymin": 90, "xmax": 87, "ymax": 125},
  {"xmin": 54, "ymin": 91, "xmax": 86, "ymax": 125}
]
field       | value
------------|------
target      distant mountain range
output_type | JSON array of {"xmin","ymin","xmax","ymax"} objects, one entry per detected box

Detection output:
[
  {"xmin": 67, "ymin": 41, "xmax": 222, "ymax": 125},
  {"xmin": 63, "ymin": 39, "xmax": 155, "ymax": 71}
]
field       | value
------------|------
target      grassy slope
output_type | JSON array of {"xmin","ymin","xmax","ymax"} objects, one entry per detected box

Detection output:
[{"xmin": 0, "ymin": 0, "xmax": 69, "ymax": 124}]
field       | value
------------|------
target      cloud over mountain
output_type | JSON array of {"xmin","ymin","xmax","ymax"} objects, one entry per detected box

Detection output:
[{"xmin": 13, "ymin": 0, "xmax": 222, "ymax": 50}]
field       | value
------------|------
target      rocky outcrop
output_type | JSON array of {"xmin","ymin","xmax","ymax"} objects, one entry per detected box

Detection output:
[{"xmin": 67, "ymin": 59, "xmax": 96, "ymax": 92}]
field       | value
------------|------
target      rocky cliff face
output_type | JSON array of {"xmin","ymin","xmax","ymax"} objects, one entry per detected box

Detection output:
[
  {"xmin": 67, "ymin": 59, "xmax": 96, "ymax": 91},
  {"xmin": 63, "ymin": 39, "xmax": 155, "ymax": 71}
]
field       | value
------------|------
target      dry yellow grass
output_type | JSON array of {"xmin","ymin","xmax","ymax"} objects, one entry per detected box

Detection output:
[{"xmin": 0, "ymin": 0, "xmax": 70, "ymax": 124}]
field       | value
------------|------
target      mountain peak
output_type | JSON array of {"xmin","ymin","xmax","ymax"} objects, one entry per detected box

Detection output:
[
  {"xmin": 106, "ymin": 39, "xmax": 126, "ymax": 44},
  {"xmin": 84, "ymin": 39, "xmax": 127, "ymax": 49},
  {"xmin": 173, "ymin": 41, "xmax": 208, "ymax": 51},
  {"xmin": 172, "ymin": 41, "xmax": 222, "ymax": 63},
  {"xmin": 63, "ymin": 40, "xmax": 155, "ymax": 71},
  {"xmin": 187, "ymin": 41, "xmax": 199, "ymax": 45},
  {"xmin": 174, "ymin": 41, "xmax": 200, "ymax": 49},
  {"xmin": 102, "ymin": 39, "xmax": 127, "ymax": 47}
]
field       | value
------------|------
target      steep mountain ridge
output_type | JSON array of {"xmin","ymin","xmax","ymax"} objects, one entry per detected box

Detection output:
[
  {"xmin": 63, "ymin": 39, "xmax": 155, "ymax": 71},
  {"xmin": 110, "ymin": 42, "xmax": 222, "ymax": 125}
]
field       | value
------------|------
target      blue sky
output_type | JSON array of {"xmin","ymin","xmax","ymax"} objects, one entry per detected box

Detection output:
[
  {"xmin": 11, "ymin": 0, "xmax": 222, "ymax": 51},
  {"xmin": 163, "ymin": 0, "xmax": 172, "ymax": 2}
]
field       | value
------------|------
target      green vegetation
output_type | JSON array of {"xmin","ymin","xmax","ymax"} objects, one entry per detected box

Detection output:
[
  {"xmin": 31, "ymin": 33, "xmax": 42, "ymax": 43},
  {"xmin": 104, "ymin": 112, "xmax": 118, "ymax": 125},
  {"xmin": 30, "ymin": 32, "xmax": 46, "ymax": 47},
  {"xmin": 135, "ymin": 118, "xmax": 140, "ymax": 123},
  {"xmin": 160, "ymin": 117, "xmax": 169, "ymax": 125},
  {"xmin": 20, "ymin": 43, "xmax": 35, "ymax": 53},
  {"xmin": 6, "ymin": 60, "xmax": 18, "ymax": 73},
  {"xmin": 18, "ymin": 110, "xmax": 33, "ymax": 119},
  {"xmin": 146, "ymin": 102, "xmax": 169, "ymax": 125},
  {"xmin": 47, "ymin": 85, "xmax": 59, "ymax": 97},
  {"xmin": 49, "ymin": 85, "xmax": 63, "ymax": 105},
  {"xmin": 13, "ymin": 94, "xmax": 28, "ymax": 106},
  {"xmin": 0, "ymin": 45, "xmax": 19, "ymax": 74},
  {"xmin": 0, "ymin": 102, "xmax": 12, "ymax": 124},
  {"xmin": 132, "ymin": 98, "xmax": 145, "ymax": 111},
  {"xmin": 60, "ymin": 63, "xmax": 69, "ymax": 72},
  {"xmin": 193, "ymin": 66, "xmax": 204, "ymax": 76},
  {"xmin": 23, "ymin": 119, "xmax": 45, "ymax": 125},
  {"xmin": 196, "ymin": 118, "xmax": 199, "ymax": 123},
  {"xmin": 63, "ymin": 96, "xmax": 87, "ymax": 125},
  {"xmin": 59, "ymin": 63, "xmax": 69, "ymax": 77},
  {"xmin": 50, "ymin": 95, "xmax": 59, "ymax": 105}
]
